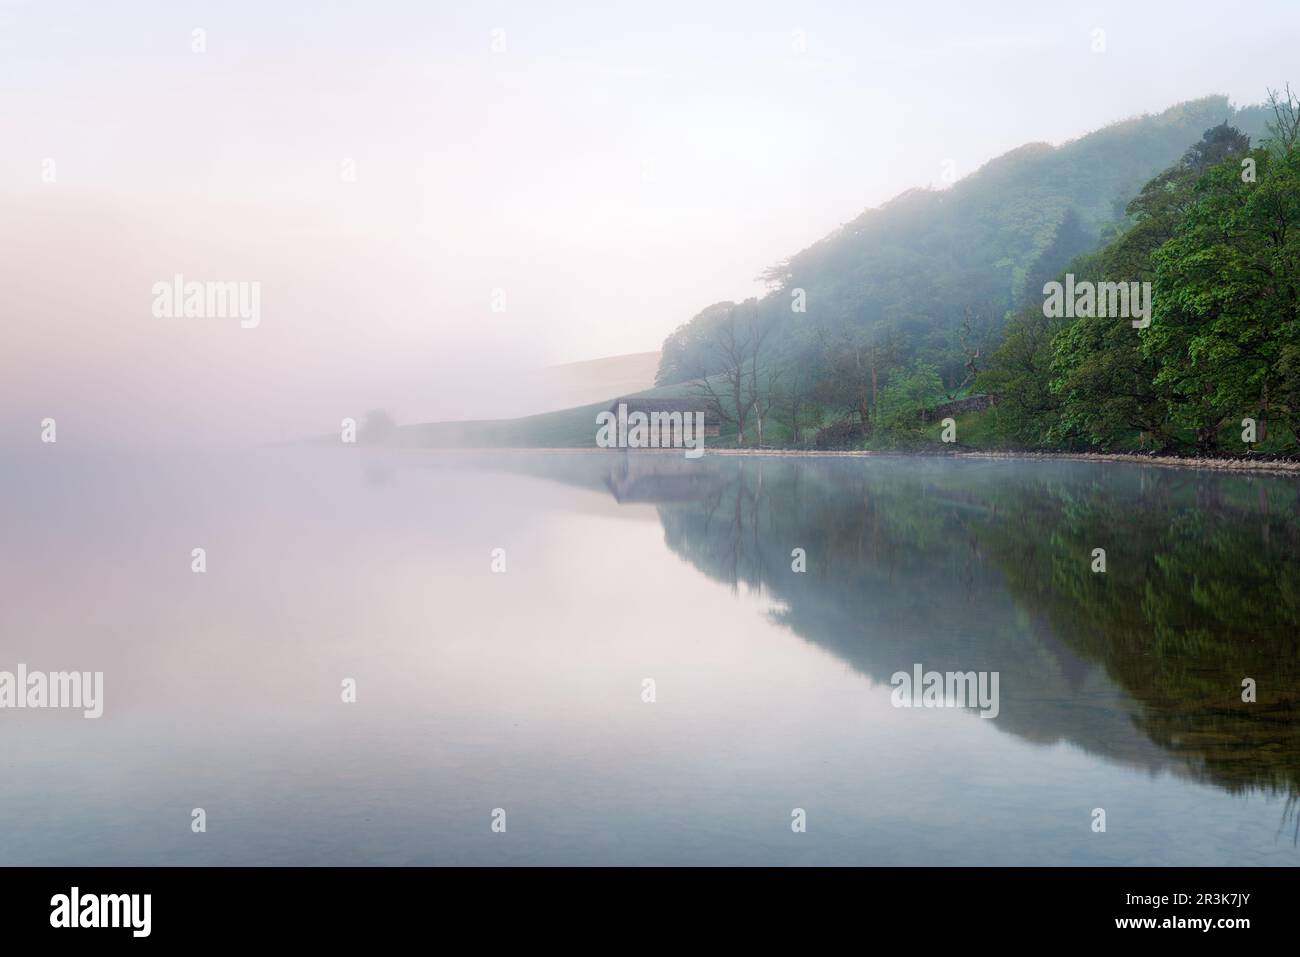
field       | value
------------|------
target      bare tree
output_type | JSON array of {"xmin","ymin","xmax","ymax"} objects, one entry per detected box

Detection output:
[
  {"xmin": 813, "ymin": 327, "xmax": 898, "ymax": 429},
  {"xmin": 772, "ymin": 366, "xmax": 818, "ymax": 445},
  {"xmin": 690, "ymin": 305, "xmax": 753, "ymax": 445},
  {"xmin": 943, "ymin": 308, "xmax": 988, "ymax": 400},
  {"xmin": 748, "ymin": 367, "xmax": 781, "ymax": 447},
  {"xmin": 688, "ymin": 299, "xmax": 779, "ymax": 447},
  {"xmin": 1266, "ymin": 84, "xmax": 1300, "ymax": 152},
  {"xmin": 743, "ymin": 309, "xmax": 778, "ymax": 446}
]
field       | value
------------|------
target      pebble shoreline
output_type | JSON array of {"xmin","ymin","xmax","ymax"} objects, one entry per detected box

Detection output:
[
  {"xmin": 400, "ymin": 445, "xmax": 1300, "ymax": 475},
  {"xmin": 699, "ymin": 448, "xmax": 1300, "ymax": 474}
]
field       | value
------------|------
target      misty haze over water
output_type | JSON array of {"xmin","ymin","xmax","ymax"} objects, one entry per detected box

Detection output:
[{"xmin": 3, "ymin": 448, "xmax": 1295, "ymax": 865}]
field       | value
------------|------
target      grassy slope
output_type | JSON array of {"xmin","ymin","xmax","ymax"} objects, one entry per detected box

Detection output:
[
  {"xmin": 400, "ymin": 379, "xmax": 709, "ymax": 448},
  {"xmin": 402, "ymin": 401, "xmax": 609, "ymax": 448}
]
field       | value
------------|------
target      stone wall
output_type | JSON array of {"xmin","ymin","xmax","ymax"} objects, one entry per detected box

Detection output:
[{"xmin": 922, "ymin": 394, "xmax": 996, "ymax": 422}]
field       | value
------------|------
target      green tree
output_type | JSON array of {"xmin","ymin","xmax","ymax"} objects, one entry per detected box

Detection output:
[
  {"xmin": 1146, "ymin": 143, "xmax": 1300, "ymax": 449},
  {"xmin": 1049, "ymin": 124, "xmax": 1254, "ymax": 450}
]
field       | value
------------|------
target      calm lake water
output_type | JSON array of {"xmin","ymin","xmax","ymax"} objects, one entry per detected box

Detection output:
[{"xmin": 1, "ymin": 448, "xmax": 1297, "ymax": 865}]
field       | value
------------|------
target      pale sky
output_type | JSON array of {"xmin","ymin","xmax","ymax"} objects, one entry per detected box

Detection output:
[{"xmin": 2, "ymin": 0, "xmax": 1297, "ymax": 445}]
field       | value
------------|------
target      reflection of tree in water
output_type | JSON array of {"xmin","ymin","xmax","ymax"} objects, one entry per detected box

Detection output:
[
  {"xmin": 979, "ymin": 466, "xmax": 1300, "ymax": 808},
  {"xmin": 608, "ymin": 454, "xmax": 1300, "ymax": 813}
]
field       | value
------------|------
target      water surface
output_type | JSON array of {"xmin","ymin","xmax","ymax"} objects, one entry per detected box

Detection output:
[{"xmin": 1, "ymin": 448, "xmax": 1297, "ymax": 865}]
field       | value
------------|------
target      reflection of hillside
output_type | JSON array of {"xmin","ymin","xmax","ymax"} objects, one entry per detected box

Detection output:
[{"xmin": 581, "ymin": 454, "xmax": 1300, "ymax": 805}]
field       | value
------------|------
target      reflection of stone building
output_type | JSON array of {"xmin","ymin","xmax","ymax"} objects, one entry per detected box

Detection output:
[
  {"xmin": 607, "ymin": 398, "xmax": 721, "ymax": 447},
  {"xmin": 602, "ymin": 452, "xmax": 725, "ymax": 504}
]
